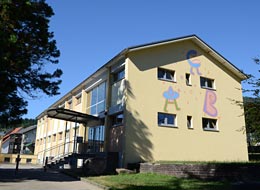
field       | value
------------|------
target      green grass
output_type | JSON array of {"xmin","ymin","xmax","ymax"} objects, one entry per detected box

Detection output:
[{"xmin": 87, "ymin": 173, "xmax": 231, "ymax": 190}]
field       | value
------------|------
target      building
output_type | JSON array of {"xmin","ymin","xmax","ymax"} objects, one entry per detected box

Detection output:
[
  {"xmin": 19, "ymin": 125, "xmax": 37, "ymax": 154},
  {"xmin": 0, "ymin": 126, "xmax": 37, "ymax": 164},
  {"xmin": 1, "ymin": 127, "xmax": 22, "ymax": 154},
  {"xmin": 35, "ymin": 35, "xmax": 248, "ymax": 167}
]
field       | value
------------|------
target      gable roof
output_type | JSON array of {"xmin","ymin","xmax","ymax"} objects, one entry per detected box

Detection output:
[
  {"xmin": 124, "ymin": 35, "xmax": 247, "ymax": 80},
  {"xmin": 37, "ymin": 35, "xmax": 246, "ymax": 118},
  {"xmin": 2, "ymin": 127, "xmax": 22, "ymax": 144},
  {"xmin": 19, "ymin": 125, "xmax": 37, "ymax": 134}
]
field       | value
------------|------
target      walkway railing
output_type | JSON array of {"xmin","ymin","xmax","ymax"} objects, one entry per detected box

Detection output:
[{"xmin": 37, "ymin": 140, "xmax": 105, "ymax": 164}]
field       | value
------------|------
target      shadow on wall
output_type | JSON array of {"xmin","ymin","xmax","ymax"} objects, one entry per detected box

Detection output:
[
  {"xmin": 129, "ymin": 41, "xmax": 202, "ymax": 72},
  {"xmin": 124, "ymin": 80, "xmax": 154, "ymax": 164}
]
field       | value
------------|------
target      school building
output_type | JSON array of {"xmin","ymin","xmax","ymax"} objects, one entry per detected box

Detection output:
[{"xmin": 35, "ymin": 35, "xmax": 248, "ymax": 167}]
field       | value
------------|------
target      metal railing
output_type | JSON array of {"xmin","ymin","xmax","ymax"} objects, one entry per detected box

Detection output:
[{"xmin": 38, "ymin": 140, "xmax": 105, "ymax": 164}]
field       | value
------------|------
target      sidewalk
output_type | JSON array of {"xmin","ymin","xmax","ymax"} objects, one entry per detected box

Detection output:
[{"xmin": 0, "ymin": 163, "xmax": 103, "ymax": 190}]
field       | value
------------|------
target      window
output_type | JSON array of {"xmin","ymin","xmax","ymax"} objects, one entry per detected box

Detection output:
[
  {"xmin": 76, "ymin": 95, "xmax": 81, "ymax": 105},
  {"xmin": 202, "ymin": 118, "xmax": 218, "ymax": 131},
  {"xmin": 88, "ymin": 82, "xmax": 106, "ymax": 116},
  {"xmin": 52, "ymin": 134, "xmax": 56, "ymax": 142},
  {"xmin": 158, "ymin": 112, "xmax": 176, "ymax": 127},
  {"xmin": 187, "ymin": 116, "xmax": 193, "ymax": 129},
  {"xmin": 68, "ymin": 101, "xmax": 73, "ymax": 110},
  {"xmin": 113, "ymin": 69, "xmax": 125, "ymax": 82},
  {"xmin": 48, "ymin": 136, "xmax": 51, "ymax": 143},
  {"xmin": 58, "ymin": 132, "xmax": 63, "ymax": 140},
  {"xmin": 200, "ymin": 77, "xmax": 214, "ymax": 89},
  {"xmin": 158, "ymin": 68, "xmax": 175, "ymax": 82},
  {"xmin": 186, "ymin": 73, "xmax": 191, "ymax": 86},
  {"xmin": 26, "ymin": 158, "xmax": 32, "ymax": 163},
  {"xmin": 111, "ymin": 113, "xmax": 124, "ymax": 126},
  {"xmin": 4, "ymin": 157, "xmax": 10, "ymax": 163}
]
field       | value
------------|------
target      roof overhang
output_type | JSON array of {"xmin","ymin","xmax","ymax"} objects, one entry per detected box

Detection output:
[{"xmin": 47, "ymin": 108, "xmax": 101, "ymax": 127}]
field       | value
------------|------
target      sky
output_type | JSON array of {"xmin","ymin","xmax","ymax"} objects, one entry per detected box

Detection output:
[{"xmin": 24, "ymin": 0, "xmax": 260, "ymax": 118}]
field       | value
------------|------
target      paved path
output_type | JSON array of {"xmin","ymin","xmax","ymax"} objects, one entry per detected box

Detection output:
[{"xmin": 0, "ymin": 163, "xmax": 102, "ymax": 190}]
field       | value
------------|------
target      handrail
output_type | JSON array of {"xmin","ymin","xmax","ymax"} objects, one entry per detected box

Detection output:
[{"xmin": 37, "ymin": 140, "xmax": 74, "ymax": 154}]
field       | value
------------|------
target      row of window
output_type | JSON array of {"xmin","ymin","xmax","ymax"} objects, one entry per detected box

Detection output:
[
  {"xmin": 37, "ymin": 132, "xmax": 63, "ymax": 146},
  {"xmin": 158, "ymin": 68, "xmax": 215, "ymax": 89},
  {"xmin": 158, "ymin": 112, "xmax": 218, "ymax": 131}
]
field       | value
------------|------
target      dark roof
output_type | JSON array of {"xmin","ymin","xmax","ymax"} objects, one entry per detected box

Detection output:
[
  {"xmin": 47, "ymin": 108, "xmax": 101, "ymax": 127},
  {"xmin": 19, "ymin": 125, "xmax": 37, "ymax": 134}
]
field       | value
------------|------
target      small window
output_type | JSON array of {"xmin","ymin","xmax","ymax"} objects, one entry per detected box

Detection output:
[
  {"xmin": 202, "ymin": 118, "xmax": 218, "ymax": 131},
  {"xmin": 4, "ymin": 157, "xmax": 10, "ymax": 163},
  {"xmin": 26, "ymin": 158, "xmax": 32, "ymax": 163},
  {"xmin": 186, "ymin": 73, "xmax": 191, "ymax": 86},
  {"xmin": 158, "ymin": 112, "xmax": 176, "ymax": 127},
  {"xmin": 113, "ymin": 69, "xmax": 125, "ymax": 82},
  {"xmin": 187, "ymin": 116, "xmax": 193, "ymax": 129},
  {"xmin": 68, "ymin": 101, "xmax": 73, "ymax": 109},
  {"xmin": 200, "ymin": 77, "xmax": 214, "ymax": 89},
  {"xmin": 48, "ymin": 136, "xmax": 51, "ymax": 143},
  {"xmin": 76, "ymin": 95, "xmax": 82, "ymax": 105},
  {"xmin": 58, "ymin": 132, "xmax": 63, "ymax": 140},
  {"xmin": 158, "ymin": 68, "xmax": 175, "ymax": 82},
  {"xmin": 52, "ymin": 134, "xmax": 56, "ymax": 142},
  {"xmin": 111, "ymin": 113, "xmax": 124, "ymax": 126}
]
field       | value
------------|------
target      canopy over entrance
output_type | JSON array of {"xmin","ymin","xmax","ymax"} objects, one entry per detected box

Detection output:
[{"xmin": 47, "ymin": 108, "xmax": 101, "ymax": 127}]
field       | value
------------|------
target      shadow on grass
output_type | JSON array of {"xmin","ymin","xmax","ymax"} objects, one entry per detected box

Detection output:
[{"xmin": 87, "ymin": 173, "xmax": 231, "ymax": 190}]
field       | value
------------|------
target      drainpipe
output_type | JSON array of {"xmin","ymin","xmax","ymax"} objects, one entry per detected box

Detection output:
[
  {"xmin": 73, "ymin": 117, "xmax": 77, "ymax": 153},
  {"xmin": 43, "ymin": 116, "xmax": 48, "ymax": 165},
  {"xmin": 63, "ymin": 121, "xmax": 68, "ymax": 156}
]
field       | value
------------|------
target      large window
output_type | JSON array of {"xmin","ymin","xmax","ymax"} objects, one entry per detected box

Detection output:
[
  {"xmin": 200, "ymin": 77, "xmax": 214, "ymax": 89},
  {"xmin": 88, "ymin": 82, "xmax": 106, "ymax": 115},
  {"xmin": 158, "ymin": 112, "xmax": 176, "ymax": 127},
  {"xmin": 87, "ymin": 82, "xmax": 106, "ymax": 152},
  {"xmin": 202, "ymin": 118, "xmax": 218, "ymax": 131},
  {"xmin": 158, "ymin": 68, "xmax": 175, "ymax": 82}
]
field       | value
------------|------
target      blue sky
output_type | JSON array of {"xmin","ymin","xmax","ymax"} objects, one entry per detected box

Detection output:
[{"xmin": 24, "ymin": 0, "xmax": 260, "ymax": 118}]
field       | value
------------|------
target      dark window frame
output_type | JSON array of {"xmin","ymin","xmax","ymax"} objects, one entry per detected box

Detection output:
[
  {"xmin": 158, "ymin": 112, "xmax": 177, "ymax": 127},
  {"xmin": 202, "ymin": 118, "xmax": 218, "ymax": 131},
  {"xmin": 200, "ymin": 77, "xmax": 215, "ymax": 89},
  {"xmin": 158, "ymin": 68, "xmax": 176, "ymax": 82}
]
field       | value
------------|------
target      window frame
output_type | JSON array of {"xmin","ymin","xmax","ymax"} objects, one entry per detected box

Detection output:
[
  {"xmin": 158, "ymin": 112, "xmax": 177, "ymax": 128},
  {"xmin": 87, "ymin": 82, "xmax": 107, "ymax": 116},
  {"xmin": 111, "ymin": 112, "xmax": 124, "ymax": 127},
  {"xmin": 187, "ymin": 115, "xmax": 193, "ymax": 129},
  {"xmin": 112, "ymin": 68, "xmax": 125, "ymax": 83},
  {"xmin": 185, "ymin": 73, "xmax": 191, "ymax": 86},
  {"xmin": 200, "ymin": 77, "xmax": 215, "ymax": 90},
  {"xmin": 158, "ymin": 68, "xmax": 176, "ymax": 82},
  {"xmin": 202, "ymin": 118, "xmax": 218, "ymax": 131}
]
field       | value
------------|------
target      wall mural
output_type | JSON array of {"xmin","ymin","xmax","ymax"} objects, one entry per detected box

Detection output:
[
  {"xmin": 163, "ymin": 86, "xmax": 180, "ymax": 112},
  {"xmin": 203, "ymin": 90, "xmax": 218, "ymax": 117},
  {"xmin": 186, "ymin": 50, "xmax": 202, "ymax": 75},
  {"xmin": 161, "ymin": 50, "xmax": 219, "ymax": 118}
]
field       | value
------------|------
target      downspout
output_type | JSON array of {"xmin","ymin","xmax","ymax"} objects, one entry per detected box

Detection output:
[{"xmin": 43, "ymin": 116, "xmax": 48, "ymax": 165}]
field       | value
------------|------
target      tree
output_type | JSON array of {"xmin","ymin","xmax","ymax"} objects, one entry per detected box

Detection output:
[
  {"xmin": 0, "ymin": 0, "xmax": 62, "ymax": 127},
  {"xmin": 243, "ymin": 97, "xmax": 260, "ymax": 145},
  {"xmin": 243, "ymin": 57, "xmax": 260, "ymax": 145}
]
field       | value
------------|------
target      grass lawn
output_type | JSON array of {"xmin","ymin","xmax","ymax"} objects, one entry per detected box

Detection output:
[{"xmin": 86, "ymin": 173, "xmax": 231, "ymax": 190}]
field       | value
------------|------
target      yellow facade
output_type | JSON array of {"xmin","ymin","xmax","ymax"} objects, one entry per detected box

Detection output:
[
  {"xmin": 0, "ymin": 153, "xmax": 37, "ymax": 164},
  {"xmin": 124, "ymin": 40, "xmax": 248, "ymax": 164},
  {"xmin": 35, "ymin": 35, "xmax": 248, "ymax": 166}
]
